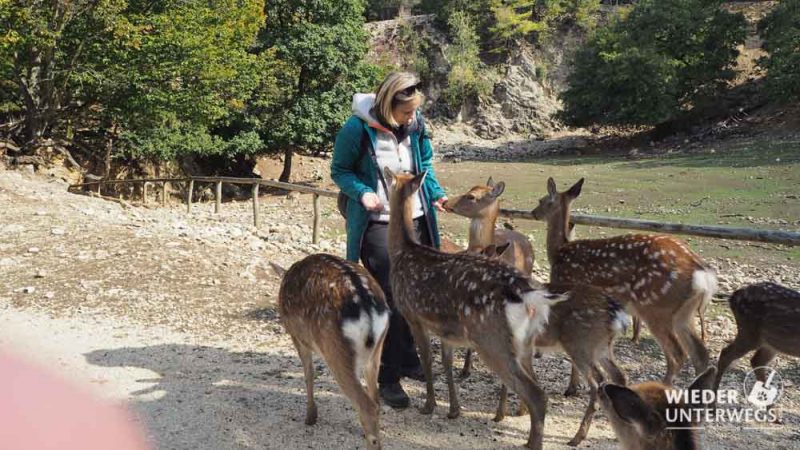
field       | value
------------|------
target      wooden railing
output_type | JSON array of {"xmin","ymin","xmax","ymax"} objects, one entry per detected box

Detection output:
[{"xmin": 68, "ymin": 177, "xmax": 800, "ymax": 247}]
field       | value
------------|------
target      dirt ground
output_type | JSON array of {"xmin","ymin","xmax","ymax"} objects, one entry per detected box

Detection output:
[{"xmin": 1, "ymin": 168, "xmax": 798, "ymax": 450}]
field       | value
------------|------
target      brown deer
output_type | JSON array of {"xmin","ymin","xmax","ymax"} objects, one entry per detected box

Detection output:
[
  {"xmin": 443, "ymin": 177, "xmax": 536, "ymax": 378},
  {"xmin": 443, "ymin": 177, "xmax": 535, "ymax": 273},
  {"xmin": 532, "ymin": 177, "xmax": 717, "ymax": 385},
  {"xmin": 714, "ymin": 282, "xmax": 800, "ymax": 391},
  {"xmin": 278, "ymin": 254, "xmax": 389, "ymax": 450},
  {"xmin": 494, "ymin": 284, "xmax": 630, "ymax": 446},
  {"xmin": 599, "ymin": 367, "xmax": 716, "ymax": 450},
  {"xmin": 385, "ymin": 167, "xmax": 567, "ymax": 449}
]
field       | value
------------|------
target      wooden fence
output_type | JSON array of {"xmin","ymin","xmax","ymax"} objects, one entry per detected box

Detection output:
[{"xmin": 68, "ymin": 176, "xmax": 800, "ymax": 247}]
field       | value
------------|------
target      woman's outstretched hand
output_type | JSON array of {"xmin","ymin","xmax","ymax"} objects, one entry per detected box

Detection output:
[
  {"xmin": 433, "ymin": 196, "xmax": 448, "ymax": 213},
  {"xmin": 361, "ymin": 192, "xmax": 384, "ymax": 212}
]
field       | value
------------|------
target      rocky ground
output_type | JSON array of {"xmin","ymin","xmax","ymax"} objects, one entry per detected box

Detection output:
[{"xmin": 1, "ymin": 168, "xmax": 798, "ymax": 450}]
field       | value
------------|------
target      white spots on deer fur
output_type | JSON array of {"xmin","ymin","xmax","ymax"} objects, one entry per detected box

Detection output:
[
  {"xmin": 464, "ymin": 305, "xmax": 471, "ymax": 317},
  {"xmin": 652, "ymin": 251, "xmax": 661, "ymax": 259},
  {"xmin": 660, "ymin": 282, "xmax": 672, "ymax": 295},
  {"xmin": 611, "ymin": 310, "xmax": 632, "ymax": 334},
  {"xmin": 352, "ymin": 294, "xmax": 361, "ymax": 304},
  {"xmin": 329, "ymin": 282, "xmax": 336, "ymax": 288}
]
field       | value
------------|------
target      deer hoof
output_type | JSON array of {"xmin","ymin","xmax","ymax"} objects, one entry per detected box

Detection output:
[
  {"xmin": 305, "ymin": 406, "xmax": 318, "ymax": 425},
  {"xmin": 420, "ymin": 402, "xmax": 435, "ymax": 415},
  {"xmin": 447, "ymin": 408, "xmax": 461, "ymax": 419},
  {"xmin": 492, "ymin": 412, "xmax": 506, "ymax": 422},
  {"xmin": 563, "ymin": 385, "xmax": 581, "ymax": 397},
  {"xmin": 567, "ymin": 437, "xmax": 582, "ymax": 447}
]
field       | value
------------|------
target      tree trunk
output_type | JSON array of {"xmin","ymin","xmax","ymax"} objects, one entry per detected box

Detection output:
[{"xmin": 279, "ymin": 148, "xmax": 293, "ymax": 182}]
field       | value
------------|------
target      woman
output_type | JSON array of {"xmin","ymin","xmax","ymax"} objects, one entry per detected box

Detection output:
[{"xmin": 331, "ymin": 72, "xmax": 448, "ymax": 408}]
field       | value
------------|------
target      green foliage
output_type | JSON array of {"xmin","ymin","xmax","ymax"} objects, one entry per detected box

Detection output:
[
  {"xmin": 560, "ymin": 0, "xmax": 746, "ymax": 126},
  {"xmin": 443, "ymin": 11, "xmax": 492, "ymax": 112},
  {"xmin": 758, "ymin": 0, "xmax": 800, "ymax": 102},
  {"xmin": 366, "ymin": 0, "xmax": 421, "ymax": 20},
  {"xmin": 397, "ymin": 19, "xmax": 432, "ymax": 80},
  {"xmin": 0, "ymin": 0, "xmax": 265, "ymax": 162},
  {"xmin": 256, "ymin": 0, "xmax": 380, "ymax": 157}
]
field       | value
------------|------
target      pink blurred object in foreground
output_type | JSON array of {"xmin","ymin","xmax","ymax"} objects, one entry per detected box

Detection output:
[{"xmin": 0, "ymin": 350, "xmax": 151, "ymax": 450}]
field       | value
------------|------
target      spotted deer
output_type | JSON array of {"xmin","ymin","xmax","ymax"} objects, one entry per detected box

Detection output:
[
  {"xmin": 532, "ymin": 177, "xmax": 717, "ymax": 385},
  {"xmin": 443, "ymin": 177, "xmax": 536, "ymax": 378},
  {"xmin": 278, "ymin": 254, "xmax": 389, "ymax": 450},
  {"xmin": 495, "ymin": 284, "xmax": 630, "ymax": 446},
  {"xmin": 714, "ymin": 282, "xmax": 800, "ymax": 391},
  {"xmin": 599, "ymin": 367, "xmax": 716, "ymax": 450},
  {"xmin": 385, "ymin": 167, "xmax": 566, "ymax": 449}
]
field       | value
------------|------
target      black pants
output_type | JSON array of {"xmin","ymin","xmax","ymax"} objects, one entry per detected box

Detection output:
[{"xmin": 360, "ymin": 217, "xmax": 432, "ymax": 385}]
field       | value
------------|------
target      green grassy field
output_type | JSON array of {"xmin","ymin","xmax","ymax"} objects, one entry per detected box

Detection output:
[{"xmin": 434, "ymin": 135, "xmax": 800, "ymax": 267}]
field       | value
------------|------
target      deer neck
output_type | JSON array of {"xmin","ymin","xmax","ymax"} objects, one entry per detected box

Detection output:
[
  {"xmin": 467, "ymin": 204, "xmax": 499, "ymax": 252},
  {"xmin": 388, "ymin": 191, "xmax": 419, "ymax": 258},
  {"xmin": 546, "ymin": 203, "xmax": 571, "ymax": 266}
]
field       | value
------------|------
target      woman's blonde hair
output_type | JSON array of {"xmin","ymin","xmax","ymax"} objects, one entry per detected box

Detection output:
[{"xmin": 373, "ymin": 72, "xmax": 425, "ymax": 128}]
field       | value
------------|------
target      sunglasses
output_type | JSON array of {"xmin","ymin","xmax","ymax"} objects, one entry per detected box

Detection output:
[{"xmin": 396, "ymin": 83, "xmax": 420, "ymax": 98}]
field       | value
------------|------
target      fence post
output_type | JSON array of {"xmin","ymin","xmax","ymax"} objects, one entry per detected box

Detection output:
[
  {"xmin": 186, "ymin": 179, "xmax": 194, "ymax": 213},
  {"xmin": 142, "ymin": 182, "xmax": 148, "ymax": 206},
  {"xmin": 252, "ymin": 183, "xmax": 260, "ymax": 227},
  {"xmin": 96, "ymin": 182, "xmax": 101, "ymax": 196},
  {"xmin": 312, "ymin": 194, "xmax": 321, "ymax": 245},
  {"xmin": 162, "ymin": 181, "xmax": 168, "ymax": 206},
  {"xmin": 215, "ymin": 181, "xmax": 222, "ymax": 214}
]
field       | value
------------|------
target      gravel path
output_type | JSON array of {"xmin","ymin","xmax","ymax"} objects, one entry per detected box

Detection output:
[{"xmin": 1, "ymin": 169, "xmax": 797, "ymax": 449}]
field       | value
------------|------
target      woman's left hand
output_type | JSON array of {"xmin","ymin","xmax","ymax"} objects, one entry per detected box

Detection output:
[{"xmin": 433, "ymin": 196, "xmax": 448, "ymax": 213}]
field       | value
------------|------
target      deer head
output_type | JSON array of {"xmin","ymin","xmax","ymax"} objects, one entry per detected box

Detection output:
[
  {"xmin": 531, "ymin": 177, "xmax": 584, "ymax": 221},
  {"xmin": 599, "ymin": 367, "xmax": 716, "ymax": 450},
  {"xmin": 443, "ymin": 177, "xmax": 505, "ymax": 219}
]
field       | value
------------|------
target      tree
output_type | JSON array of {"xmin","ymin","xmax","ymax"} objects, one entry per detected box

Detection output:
[
  {"xmin": 443, "ymin": 11, "xmax": 491, "ymax": 113},
  {"xmin": 257, "ymin": 0, "xmax": 379, "ymax": 182},
  {"xmin": 0, "ymin": 0, "xmax": 265, "ymax": 173},
  {"xmin": 560, "ymin": 0, "xmax": 746, "ymax": 126},
  {"xmin": 758, "ymin": 0, "xmax": 800, "ymax": 102}
]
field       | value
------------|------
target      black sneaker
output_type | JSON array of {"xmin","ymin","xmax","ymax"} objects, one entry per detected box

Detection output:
[
  {"xmin": 379, "ymin": 383, "xmax": 410, "ymax": 409},
  {"xmin": 400, "ymin": 365, "xmax": 426, "ymax": 382}
]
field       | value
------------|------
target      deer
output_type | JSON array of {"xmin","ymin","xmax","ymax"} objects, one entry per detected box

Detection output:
[
  {"xmin": 384, "ymin": 167, "xmax": 567, "ymax": 450},
  {"xmin": 714, "ymin": 282, "xmax": 800, "ymax": 392},
  {"xmin": 599, "ymin": 367, "xmax": 716, "ymax": 450},
  {"xmin": 532, "ymin": 177, "xmax": 717, "ymax": 386},
  {"xmin": 494, "ymin": 284, "xmax": 630, "ymax": 446},
  {"xmin": 443, "ymin": 177, "xmax": 536, "ymax": 378},
  {"xmin": 277, "ymin": 254, "xmax": 390, "ymax": 450}
]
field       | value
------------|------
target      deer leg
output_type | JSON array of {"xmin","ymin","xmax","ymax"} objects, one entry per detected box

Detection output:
[
  {"xmin": 567, "ymin": 361, "xmax": 599, "ymax": 447},
  {"xmin": 600, "ymin": 355, "xmax": 627, "ymax": 386},
  {"xmin": 441, "ymin": 344, "xmax": 461, "ymax": 419},
  {"xmin": 494, "ymin": 384, "xmax": 509, "ymax": 422},
  {"xmin": 648, "ymin": 320, "xmax": 686, "ymax": 386},
  {"xmin": 677, "ymin": 294, "xmax": 710, "ymax": 375},
  {"xmin": 698, "ymin": 301, "xmax": 709, "ymax": 342},
  {"xmin": 515, "ymin": 349, "xmax": 536, "ymax": 417},
  {"xmin": 477, "ymin": 343, "xmax": 546, "ymax": 450},
  {"xmin": 564, "ymin": 362, "xmax": 582, "ymax": 397},
  {"xmin": 714, "ymin": 332, "xmax": 757, "ymax": 391},
  {"xmin": 291, "ymin": 336, "xmax": 318, "ymax": 426},
  {"xmin": 750, "ymin": 347, "xmax": 777, "ymax": 381},
  {"xmin": 459, "ymin": 349, "xmax": 473, "ymax": 379},
  {"xmin": 631, "ymin": 316, "xmax": 642, "ymax": 344},
  {"xmin": 324, "ymin": 346, "xmax": 382, "ymax": 450},
  {"xmin": 407, "ymin": 320, "xmax": 436, "ymax": 414},
  {"xmin": 365, "ymin": 331, "xmax": 388, "ymax": 404}
]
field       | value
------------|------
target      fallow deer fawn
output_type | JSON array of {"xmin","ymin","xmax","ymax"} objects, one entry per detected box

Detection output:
[
  {"xmin": 532, "ymin": 178, "xmax": 717, "ymax": 385},
  {"xmin": 599, "ymin": 367, "xmax": 716, "ymax": 450},
  {"xmin": 443, "ymin": 177, "xmax": 536, "ymax": 378},
  {"xmin": 494, "ymin": 285, "xmax": 630, "ymax": 446},
  {"xmin": 385, "ymin": 168, "xmax": 566, "ymax": 450},
  {"xmin": 278, "ymin": 254, "xmax": 389, "ymax": 450},
  {"xmin": 714, "ymin": 282, "xmax": 800, "ymax": 391}
]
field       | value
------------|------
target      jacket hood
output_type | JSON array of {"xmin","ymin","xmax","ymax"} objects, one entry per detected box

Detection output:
[{"xmin": 352, "ymin": 93, "xmax": 379, "ymax": 124}]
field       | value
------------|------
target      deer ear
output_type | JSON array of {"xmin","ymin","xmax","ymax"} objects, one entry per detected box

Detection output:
[
  {"xmin": 495, "ymin": 242, "xmax": 511, "ymax": 257},
  {"xmin": 688, "ymin": 367, "xmax": 717, "ymax": 408},
  {"xmin": 383, "ymin": 167, "xmax": 396, "ymax": 188},
  {"xmin": 410, "ymin": 170, "xmax": 428, "ymax": 193},
  {"xmin": 481, "ymin": 244, "xmax": 498, "ymax": 258},
  {"xmin": 490, "ymin": 181, "xmax": 505, "ymax": 198},
  {"xmin": 486, "ymin": 176, "xmax": 495, "ymax": 187},
  {"xmin": 603, "ymin": 384, "xmax": 664, "ymax": 436},
  {"xmin": 547, "ymin": 177, "xmax": 557, "ymax": 197},
  {"xmin": 566, "ymin": 178, "xmax": 584, "ymax": 199}
]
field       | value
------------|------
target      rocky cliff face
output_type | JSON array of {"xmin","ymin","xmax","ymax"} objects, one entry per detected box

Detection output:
[{"xmin": 365, "ymin": 15, "xmax": 583, "ymax": 140}]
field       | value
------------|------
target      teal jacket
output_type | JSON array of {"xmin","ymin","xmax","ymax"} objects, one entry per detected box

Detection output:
[{"xmin": 331, "ymin": 114, "xmax": 446, "ymax": 262}]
